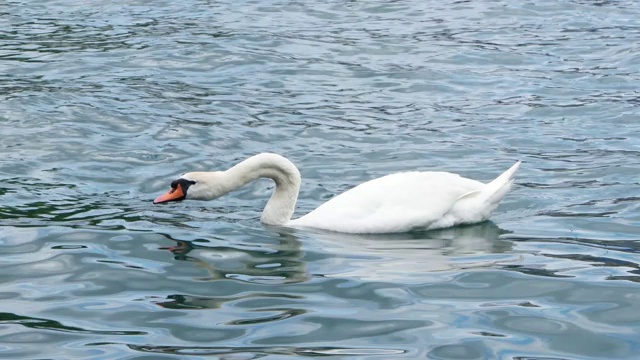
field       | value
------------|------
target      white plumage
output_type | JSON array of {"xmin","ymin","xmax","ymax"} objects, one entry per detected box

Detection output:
[{"xmin": 154, "ymin": 153, "xmax": 520, "ymax": 234}]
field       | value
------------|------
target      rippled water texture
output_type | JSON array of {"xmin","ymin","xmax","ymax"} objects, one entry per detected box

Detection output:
[{"xmin": 1, "ymin": 0, "xmax": 640, "ymax": 359}]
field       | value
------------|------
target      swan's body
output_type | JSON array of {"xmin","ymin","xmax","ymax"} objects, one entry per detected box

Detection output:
[{"xmin": 154, "ymin": 153, "xmax": 520, "ymax": 234}]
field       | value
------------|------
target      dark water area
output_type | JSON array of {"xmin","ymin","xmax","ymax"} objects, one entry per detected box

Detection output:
[{"xmin": 1, "ymin": 0, "xmax": 639, "ymax": 359}]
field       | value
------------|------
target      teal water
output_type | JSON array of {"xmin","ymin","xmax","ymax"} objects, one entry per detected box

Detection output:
[{"xmin": 1, "ymin": 0, "xmax": 640, "ymax": 359}]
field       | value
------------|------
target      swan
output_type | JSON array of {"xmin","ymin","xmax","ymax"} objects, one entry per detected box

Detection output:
[{"xmin": 153, "ymin": 153, "xmax": 520, "ymax": 234}]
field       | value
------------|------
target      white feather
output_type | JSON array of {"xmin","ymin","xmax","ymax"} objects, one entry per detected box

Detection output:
[{"xmin": 162, "ymin": 153, "xmax": 521, "ymax": 234}]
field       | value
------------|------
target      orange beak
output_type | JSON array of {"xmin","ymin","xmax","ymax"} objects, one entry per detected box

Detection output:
[{"xmin": 153, "ymin": 184, "xmax": 186, "ymax": 204}]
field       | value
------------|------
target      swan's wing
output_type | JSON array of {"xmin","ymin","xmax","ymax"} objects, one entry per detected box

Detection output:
[{"xmin": 290, "ymin": 172, "xmax": 484, "ymax": 233}]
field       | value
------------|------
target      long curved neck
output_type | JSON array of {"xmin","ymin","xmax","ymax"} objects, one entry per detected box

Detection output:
[{"xmin": 223, "ymin": 153, "xmax": 301, "ymax": 225}]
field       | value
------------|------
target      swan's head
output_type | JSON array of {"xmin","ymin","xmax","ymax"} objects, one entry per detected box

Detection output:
[{"xmin": 153, "ymin": 172, "xmax": 227, "ymax": 204}]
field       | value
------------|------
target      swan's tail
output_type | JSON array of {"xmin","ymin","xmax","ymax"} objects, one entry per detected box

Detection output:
[
  {"xmin": 450, "ymin": 160, "xmax": 521, "ymax": 225},
  {"xmin": 483, "ymin": 160, "xmax": 521, "ymax": 206}
]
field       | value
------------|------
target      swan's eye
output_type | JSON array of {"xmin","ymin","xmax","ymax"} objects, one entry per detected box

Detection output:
[{"xmin": 174, "ymin": 179, "xmax": 196, "ymax": 190}]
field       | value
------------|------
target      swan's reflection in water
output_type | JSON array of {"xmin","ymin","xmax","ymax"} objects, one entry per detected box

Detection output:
[
  {"xmin": 158, "ymin": 230, "xmax": 310, "ymax": 284},
  {"xmin": 291, "ymin": 221, "xmax": 515, "ymax": 282},
  {"xmin": 155, "ymin": 230, "xmax": 309, "ymax": 310},
  {"xmin": 158, "ymin": 221, "xmax": 515, "ymax": 287}
]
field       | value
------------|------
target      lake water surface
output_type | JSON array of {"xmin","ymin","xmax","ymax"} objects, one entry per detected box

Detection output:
[{"xmin": 1, "ymin": 0, "xmax": 640, "ymax": 359}]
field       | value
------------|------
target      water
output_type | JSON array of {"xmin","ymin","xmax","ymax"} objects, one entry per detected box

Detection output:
[{"xmin": 1, "ymin": 0, "xmax": 639, "ymax": 358}]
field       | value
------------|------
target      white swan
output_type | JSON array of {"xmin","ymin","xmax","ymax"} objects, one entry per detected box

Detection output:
[{"xmin": 153, "ymin": 153, "xmax": 520, "ymax": 234}]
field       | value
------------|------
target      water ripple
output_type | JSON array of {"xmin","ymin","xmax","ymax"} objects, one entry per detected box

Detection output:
[{"xmin": 2, "ymin": 0, "xmax": 640, "ymax": 359}]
